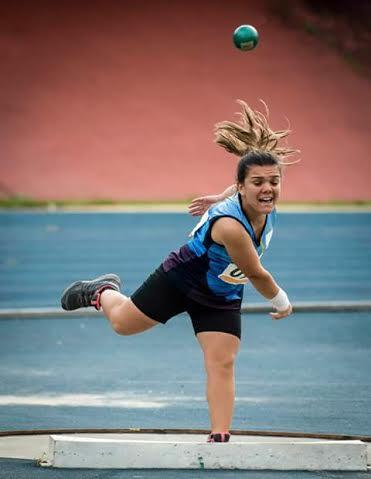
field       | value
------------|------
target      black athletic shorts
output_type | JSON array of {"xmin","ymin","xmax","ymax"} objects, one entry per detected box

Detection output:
[{"xmin": 131, "ymin": 265, "xmax": 241, "ymax": 339}]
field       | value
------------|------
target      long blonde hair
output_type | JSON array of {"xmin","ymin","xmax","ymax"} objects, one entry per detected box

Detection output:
[{"xmin": 214, "ymin": 100, "xmax": 299, "ymax": 163}]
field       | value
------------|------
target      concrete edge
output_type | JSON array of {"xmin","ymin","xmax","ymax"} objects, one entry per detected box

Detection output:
[{"xmin": 39, "ymin": 434, "xmax": 368, "ymax": 470}]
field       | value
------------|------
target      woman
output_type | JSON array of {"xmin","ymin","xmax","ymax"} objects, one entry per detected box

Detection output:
[{"xmin": 61, "ymin": 100, "xmax": 297, "ymax": 443}]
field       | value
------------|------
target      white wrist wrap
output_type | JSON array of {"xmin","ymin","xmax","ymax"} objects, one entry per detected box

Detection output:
[{"xmin": 270, "ymin": 288, "xmax": 290, "ymax": 311}]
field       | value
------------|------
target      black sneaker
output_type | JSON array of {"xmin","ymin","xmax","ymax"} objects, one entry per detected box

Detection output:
[
  {"xmin": 61, "ymin": 274, "xmax": 121, "ymax": 311},
  {"xmin": 207, "ymin": 432, "xmax": 231, "ymax": 443}
]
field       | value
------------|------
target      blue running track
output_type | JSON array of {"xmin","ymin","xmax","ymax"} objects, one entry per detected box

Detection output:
[{"xmin": 0, "ymin": 211, "xmax": 370, "ymax": 479}]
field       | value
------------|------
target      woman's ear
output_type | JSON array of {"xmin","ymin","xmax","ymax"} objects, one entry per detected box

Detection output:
[{"xmin": 237, "ymin": 182, "xmax": 244, "ymax": 196}]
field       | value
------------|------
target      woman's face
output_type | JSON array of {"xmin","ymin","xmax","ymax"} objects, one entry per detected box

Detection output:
[{"xmin": 238, "ymin": 164, "xmax": 281, "ymax": 216}]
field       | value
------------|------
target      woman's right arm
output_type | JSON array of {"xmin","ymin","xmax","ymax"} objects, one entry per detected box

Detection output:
[{"xmin": 212, "ymin": 217, "xmax": 292, "ymax": 319}]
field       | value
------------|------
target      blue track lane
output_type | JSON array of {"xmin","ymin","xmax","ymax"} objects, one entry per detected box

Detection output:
[
  {"xmin": 0, "ymin": 212, "xmax": 370, "ymax": 479},
  {"xmin": 0, "ymin": 212, "xmax": 370, "ymax": 308}
]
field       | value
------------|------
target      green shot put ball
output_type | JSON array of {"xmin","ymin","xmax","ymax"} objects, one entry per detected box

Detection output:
[{"xmin": 233, "ymin": 24, "xmax": 259, "ymax": 51}]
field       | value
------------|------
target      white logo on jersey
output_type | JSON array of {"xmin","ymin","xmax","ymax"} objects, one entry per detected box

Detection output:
[{"xmin": 218, "ymin": 263, "xmax": 249, "ymax": 284}]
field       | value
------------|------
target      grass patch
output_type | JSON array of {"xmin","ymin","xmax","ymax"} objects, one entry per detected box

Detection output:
[
  {"xmin": 0, "ymin": 196, "xmax": 191, "ymax": 209},
  {"xmin": 282, "ymin": 200, "xmax": 371, "ymax": 207},
  {"xmin": 0, "ymin": 196, "xmax": 371, "ymax": 211}
]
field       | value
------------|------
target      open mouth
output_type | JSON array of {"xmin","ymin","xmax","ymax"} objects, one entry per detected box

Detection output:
[{"xmin": 258, "ymin": 196, "xmax": 274, "ymax": 206}]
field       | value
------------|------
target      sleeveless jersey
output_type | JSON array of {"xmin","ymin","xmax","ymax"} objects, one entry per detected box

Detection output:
[{"xmin": 162, "ymin": 194, "xmax": 276, "ymax": 309}]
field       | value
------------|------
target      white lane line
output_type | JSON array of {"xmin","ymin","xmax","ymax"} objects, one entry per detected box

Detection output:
[
  {"xmin": 0, "ymin": 393, "xmax": 270, "ymax": 408},
  {"xmin": 0, "ymin": 394, "xmax": 167, "ymax": 408}
]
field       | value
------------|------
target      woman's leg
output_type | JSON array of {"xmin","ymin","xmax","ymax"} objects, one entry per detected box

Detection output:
[
  {"xmin": 60, "ymin": 272, "xmax": 160, "ymax": 336},
  {"xmin": 100, "ymin": 290, "xmax": 159, "ymax": 335},
  {"xmin": 197, "ymin": 331, "xmax": 240, "ymax": 433}
]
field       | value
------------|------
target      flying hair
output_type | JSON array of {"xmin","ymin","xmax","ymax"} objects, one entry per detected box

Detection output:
[{"xmin": 214, "ymin": 100, "xmax": 300, "ymax": 164}]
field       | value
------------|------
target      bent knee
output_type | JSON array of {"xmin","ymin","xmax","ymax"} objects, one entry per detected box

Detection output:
[
  {"xmin": 108, "ymin": 303, "xmax": 157, "ymax": 336},
  {"xmin": 110, "ymin": 317, "xmax": 129, "ymax": 335},
  {"xmin": 108, "ymin": 309, "xmax": 131, "ymax": 336}
]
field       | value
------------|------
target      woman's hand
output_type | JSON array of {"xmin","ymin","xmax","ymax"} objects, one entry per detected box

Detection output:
[
  {"xmin": 270, "ymin": 304, "xmax": 293, "ymax": 320},
  {"xmin": 188, "ymin": 185, "xmax": 237, "ymax": 216},
  {"xmin": 188, "ymin": 195, "xmax": 222, "ymax": 216}
]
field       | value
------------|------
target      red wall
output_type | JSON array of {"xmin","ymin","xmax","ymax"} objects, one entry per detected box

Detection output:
[{"xmin": 1, "ymin": 0, "xmax": 370, "ymax": 201}]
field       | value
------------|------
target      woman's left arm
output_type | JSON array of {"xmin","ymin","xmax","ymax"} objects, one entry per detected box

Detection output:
[
  {"xmin": 188, "ymin": 184, "xmax": 237, "ymax": 216},
  {"xmin": 212, "ymin": 217, "xmax": 293, "ymax": 320}
]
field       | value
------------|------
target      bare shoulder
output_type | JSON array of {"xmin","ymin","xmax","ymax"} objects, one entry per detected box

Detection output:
[{"xmin": 211, "ymin": 217, "xmax": 247, "ymax": 245}]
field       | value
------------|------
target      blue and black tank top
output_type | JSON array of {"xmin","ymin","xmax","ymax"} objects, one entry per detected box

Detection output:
[{"xmin": 162, "ymin": 194, "xmax": 276, "ymax": 309}]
